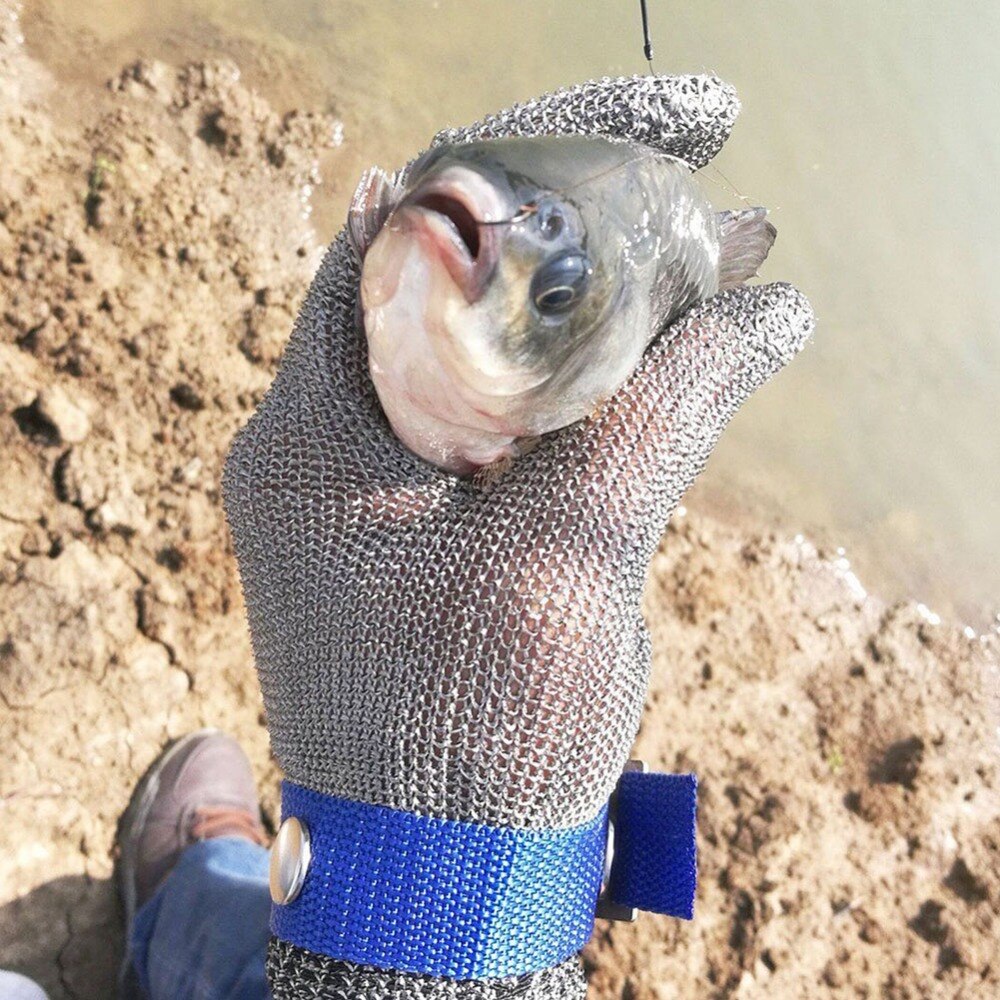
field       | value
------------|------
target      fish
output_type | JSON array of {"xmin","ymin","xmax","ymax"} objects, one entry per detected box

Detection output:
[{"xmin": 350, "ymin": 135, "xmax": 775, "ymax": 474}]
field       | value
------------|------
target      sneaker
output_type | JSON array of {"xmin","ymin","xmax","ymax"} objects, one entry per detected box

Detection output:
[{"xmin": 116, "ymin": 729, "xmax": 268, "ymax": 951}]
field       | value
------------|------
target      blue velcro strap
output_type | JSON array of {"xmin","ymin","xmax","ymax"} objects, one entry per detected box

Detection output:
[
  {"xmin": 604, "ymin": 771, "xmax": 698, "ymax": 919},
  {"xmin": 271, "ymin": 780, "xmax": 607, "ymax": 979}
]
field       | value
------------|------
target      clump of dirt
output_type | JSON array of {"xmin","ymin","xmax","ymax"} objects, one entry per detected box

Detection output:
[
  {"xmin": 0, "ymin": 5, "xmax": 337, "ymax": 993},
  {"xmin": 585, "ymin": 526, "xmax": 999, "ymax": 999},
  {"xmin": 0, "ymin": 5, "xmax": 997, "ymax": 998}
]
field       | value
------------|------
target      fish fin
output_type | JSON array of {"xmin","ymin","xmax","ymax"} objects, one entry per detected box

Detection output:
[
  {"xmin": 472, "ymin": 456, "xmax": 515, "ymax": 488},
  {"xmin": 348, "ymin": 166, "xmax": 405, "ymax": 263},
  {"xmin": 514, "ymin": 434, "xmax": 543, "ymax": 457},
  {"xmin": 717, "ymin": 207, "xmax": 777, "ymax": 289}
]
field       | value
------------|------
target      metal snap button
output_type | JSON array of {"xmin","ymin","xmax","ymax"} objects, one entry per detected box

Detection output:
[{"xmin": 270, "ymin": 816, "xmax": 311, "ymax": 905}]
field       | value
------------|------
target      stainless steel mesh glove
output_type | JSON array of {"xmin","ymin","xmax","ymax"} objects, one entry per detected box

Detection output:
[{"xmin": 222, "ymin": 74, "xmax": 814, "ymax": 1000}]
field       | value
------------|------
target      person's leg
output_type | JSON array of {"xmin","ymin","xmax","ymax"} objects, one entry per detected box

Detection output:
[
  {"xmin": 129, "ymin": 837, "xmax": 271, "ymax": 998},
  {"xmin": 117, "ymin": 730, "xmax": 271, "ymax": 1000}
]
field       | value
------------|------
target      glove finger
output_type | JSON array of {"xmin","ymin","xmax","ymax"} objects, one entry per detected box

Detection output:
[
  {"xmin": 433, "ymin": 75, "xmax": 740, "ymax": 169},
  {"xmin": 558, "ymin": 283, "xmax": 814, "ymax": 551}
]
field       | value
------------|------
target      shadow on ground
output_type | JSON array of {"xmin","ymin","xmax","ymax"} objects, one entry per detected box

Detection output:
[{"xmin": 0, "ymin": 875, "xmax": 121, "ymax": 1000}]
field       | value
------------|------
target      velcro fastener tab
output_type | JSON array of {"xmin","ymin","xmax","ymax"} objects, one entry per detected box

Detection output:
[{"xmin": 604, "ymin": 771, "xmax": 698, "ymax": 919}]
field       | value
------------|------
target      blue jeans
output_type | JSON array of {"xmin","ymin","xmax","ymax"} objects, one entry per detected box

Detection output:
[{"xmin": 130, "ymin": 837, "xmax": 272, "ymax": 1000}]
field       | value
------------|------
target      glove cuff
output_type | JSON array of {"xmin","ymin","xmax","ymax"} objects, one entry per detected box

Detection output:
[
  {"xmin": 269, "ymin": 779, "xmax": 607, "ymax": 979},
  {"xmin": 268, "ymin": 770, "xmax": 697, "ymax": 983}
]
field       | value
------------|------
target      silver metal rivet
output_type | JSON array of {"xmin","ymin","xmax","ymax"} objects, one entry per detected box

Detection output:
[{"xmin": 270, "ymin": 816, "xmax": 311, "ymax": 905}]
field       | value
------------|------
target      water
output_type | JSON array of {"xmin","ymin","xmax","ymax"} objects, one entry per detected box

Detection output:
[{"xmin": 22, "ymin": 0, "xmax": 1000, "ymax": 628}]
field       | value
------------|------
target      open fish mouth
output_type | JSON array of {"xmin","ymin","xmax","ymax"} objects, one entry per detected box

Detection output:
[
  {"xmin": 413, "ymin": 191, "xmax": 481, "ymax": 260},
  {"xmin": 392, "ymin": 165, "xmax": 506, "ymax": 303}
]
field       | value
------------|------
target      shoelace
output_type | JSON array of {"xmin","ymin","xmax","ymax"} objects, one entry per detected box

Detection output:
[{"xmin": 191, "ymin": 804, "xmax": 269, "ymax": 846}]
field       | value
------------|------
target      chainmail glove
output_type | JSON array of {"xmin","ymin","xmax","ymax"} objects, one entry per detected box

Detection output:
[{"xmin": 223, "ymin": 75, "xmax": 814, "ymax": 999}]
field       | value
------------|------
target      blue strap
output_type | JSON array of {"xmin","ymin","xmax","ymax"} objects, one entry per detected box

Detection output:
[
  {"xmin": 272, "ymin": 771, "xmax": 698, "ymax": 979},
  {"xmin": 271, "ymin": 781, "xmax": 607, "ymax": 979},
  {"xmin": 604, "ymin": 771, "xmax": 698, "ymax": 919}
]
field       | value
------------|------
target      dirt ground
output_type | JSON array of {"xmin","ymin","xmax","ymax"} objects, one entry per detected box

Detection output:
[{"xmin": 1, "ymin": 5, "xmax": 998, "ymax": 997}]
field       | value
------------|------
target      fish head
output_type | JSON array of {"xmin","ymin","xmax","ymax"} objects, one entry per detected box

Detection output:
[{"xmin": 360, "ymin": 138, "xmax": 642, "ymax": 427}]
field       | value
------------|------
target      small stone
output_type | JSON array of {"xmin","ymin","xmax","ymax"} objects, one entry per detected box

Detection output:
[
  {"xmin": 179, "ymin": 457, "xmax": 203, "ymax": 484},
  {"xmin": 170, "ymin": 382, "xmax": 205, "ymax": 411},
  {"xmin": 35, "ymin": 386, "xmax": 91, "ymax": 443},
  {"xmin": 93, "ymin": 491, "xmax": 147, "ymax": 534},
  {"xmin": 126, "ymin": 636, "xmax": 171, "ymax": 678}
]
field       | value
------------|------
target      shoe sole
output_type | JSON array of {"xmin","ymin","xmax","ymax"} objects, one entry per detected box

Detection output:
[{"xmin": 115, "ymin": 727, "xmax": 221, "ymax": 997}]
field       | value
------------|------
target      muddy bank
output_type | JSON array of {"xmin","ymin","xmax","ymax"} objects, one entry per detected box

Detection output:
[
  {"xmin": 1, "ymin": 7, "xmax": 997, "ymax": 998},
  {"xmin": 587, "ymin": 521, "xmax": 999, "ymax": 998}
]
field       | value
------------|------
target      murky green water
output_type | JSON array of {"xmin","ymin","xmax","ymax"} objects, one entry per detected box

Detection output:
[{"xmin": 24, "ymin": 0, "xmax": 1000, "ymax": 628}]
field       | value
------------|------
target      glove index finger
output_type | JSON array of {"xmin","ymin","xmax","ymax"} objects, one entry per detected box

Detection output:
[{"xmin": 433, "ymin": 75, "xmax": 740, "ymax": 169}]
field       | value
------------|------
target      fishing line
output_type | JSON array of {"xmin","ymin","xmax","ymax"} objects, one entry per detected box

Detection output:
[
  {"xmin": 639, "ymin": 0, "xmax": 656, "ymax": 74},
  {"xmin": 465, "ymin": 2, "xmax": 751, "ymax": 225},
  {"xmin": 474, "ymin": 148, "xmax": 678, "ymax": 229},
  {"xmin": 470, "ymin": 148, "xmax": 754, "ymax": 229},
  {"xmin": 632, "ymin": 1, "xmax": 747, "ymax": 205},
  {"xmin": 461, "ymin": 125, "xmax": 752, "ymax": 229},
  {"xmin": 696, "ymin": 162, "xmax": 752, "ymax": 206}
]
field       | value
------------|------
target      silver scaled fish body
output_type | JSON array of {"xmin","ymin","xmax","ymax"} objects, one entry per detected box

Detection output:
[{"xmin": 352, "ymin": 136, "xmax": 775, "ymax": 473}]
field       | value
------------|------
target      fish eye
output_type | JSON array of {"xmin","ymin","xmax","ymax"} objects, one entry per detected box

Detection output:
[
  {"xmin": 531, "ymin": 252, "xmax": 593, "ymax": 316},
  {"xmin": 535, "ymin": 202, "xmax": 564, "ymax": 240}
]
